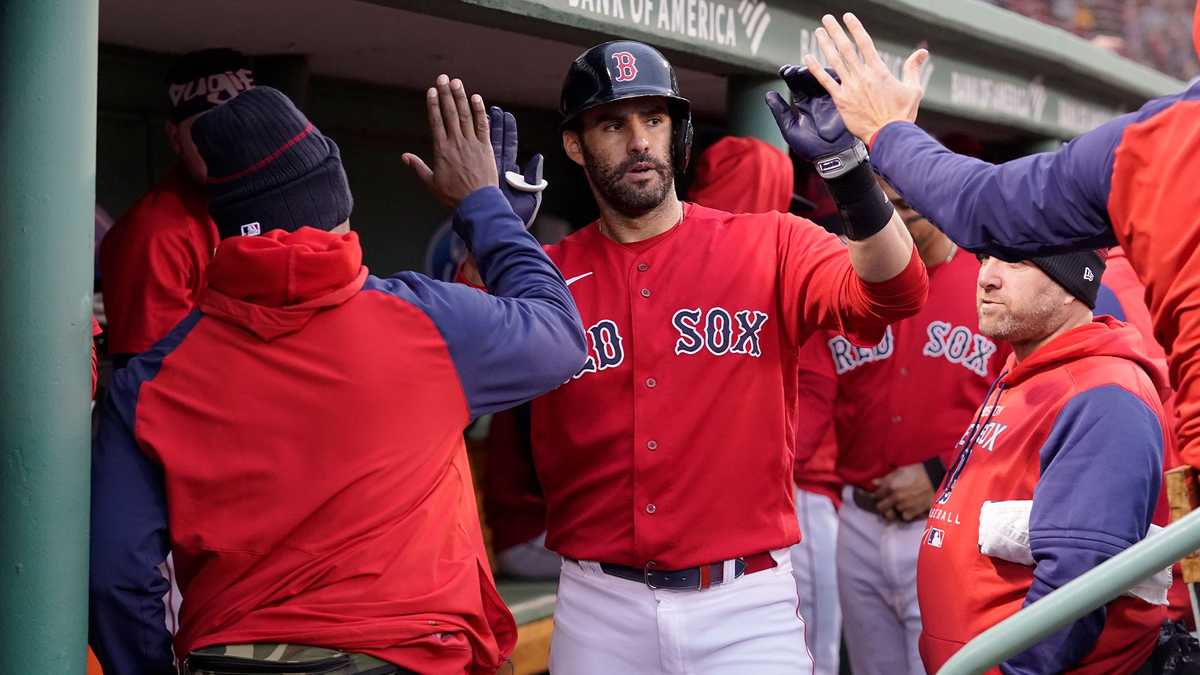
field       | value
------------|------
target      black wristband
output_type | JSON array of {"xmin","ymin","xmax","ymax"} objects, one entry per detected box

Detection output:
[
  {"xmin": 922, "ymin": 457, "xmax": 948, "ymax": 491},
  {"xmin": 823, "ymin": 161, "xmax": 894, "ymax": 241}
]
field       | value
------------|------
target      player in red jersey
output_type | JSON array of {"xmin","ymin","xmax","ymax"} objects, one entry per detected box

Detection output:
[
  {"xmin": 802, "ymin": 180, "xmax": 1009, "ymax": 675},
  {"xmin": 99, "ymin": 49, "xmax": 253, "ymax": 368},
  {"xmin": 537, "ymin": 40, "xmax": 928, "ymax": 673},
  {"xmin": 919, "ymin": 250, "xmax": 1169, "ymax": 673}
]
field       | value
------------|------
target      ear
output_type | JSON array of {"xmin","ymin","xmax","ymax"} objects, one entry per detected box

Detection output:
[
  {"xmin": 562, "ymin": 129, "xmax": 585, "ymax": 168},
  {"xmin": 164, "ymin": 120, "xmax": 183, "ymax": 155}
]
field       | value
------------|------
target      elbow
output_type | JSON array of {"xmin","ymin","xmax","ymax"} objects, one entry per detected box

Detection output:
[{"xmin": 545, "ymin": 310, "xmax": 589, "ymax": 384}]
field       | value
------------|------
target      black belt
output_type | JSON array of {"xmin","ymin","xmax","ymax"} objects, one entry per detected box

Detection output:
[
  {"xmin": 853, "ymin": 487, "xmax": 925, "ymax": 522},
  {"xmin": 591, "ymin": 551, "xmax": 776, "ymax": 590}
]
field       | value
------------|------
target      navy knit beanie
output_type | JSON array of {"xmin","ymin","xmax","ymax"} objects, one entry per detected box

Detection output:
[
  {"xmin": 1030, "ymin": 250, "xmax": 1107, "ymax": 309},
  {"xmin": 191, "ymin": 86, "xmax": 353, "ymax": 239}
]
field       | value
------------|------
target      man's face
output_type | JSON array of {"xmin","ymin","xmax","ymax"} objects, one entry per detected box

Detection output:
[
  {"xmin": 563, "ymin": 97, "xmax": 674, "ymax": 217},
  {"xmin": 976, "ymin": 256, "xmax": 1072, "ymax": 344},
  {"xmin": 880, "ymin": 180, "xmax": 937, "ymax": 247},
  {"xmin": 166, "ymin": 113, "xmax": 207, "ymax": 183}
]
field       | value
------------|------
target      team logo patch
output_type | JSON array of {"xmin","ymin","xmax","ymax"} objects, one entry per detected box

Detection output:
[
  {"xmin": 611, "ymin": 51, "xmax": 638, "ymax": 82},
  {"xmin": 240, "ymin": 222, "xmax": 262, "ymax": 236},
  {"xmin": 926, "ymin": 528, "xmax": 945, "ymax": 548}
]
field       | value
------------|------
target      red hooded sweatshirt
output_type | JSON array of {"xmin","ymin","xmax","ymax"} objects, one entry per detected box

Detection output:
[
  {"xmin": 918, "ymin": 317, "xmax": 1169, "ymax": 674},
  {"xmin": 89, "ymin": 188, "xmax": 587, "ymax": 675}
]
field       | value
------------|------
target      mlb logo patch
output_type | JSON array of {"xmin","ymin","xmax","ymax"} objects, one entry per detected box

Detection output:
[
  {"xmin": 926, "ymin": 528, "xmax": 945, "ymax": 548},
  {"xmin": 240, "ymin": 222, "xmax": 262, "ymax": 236}
]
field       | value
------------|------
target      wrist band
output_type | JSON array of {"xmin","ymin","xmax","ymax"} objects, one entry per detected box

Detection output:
[{"xmin": 823, "ymin": 160, "xmax": 894, "ymax": 241}]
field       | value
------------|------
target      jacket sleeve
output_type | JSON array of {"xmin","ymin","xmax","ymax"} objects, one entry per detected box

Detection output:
[
  {"xmin": 869, "ymin": 118, "xmax": 1133, "ymax": 260},
  {"xmin": 365, "ymin": 187, "xmax": 587, "ymax": 419},
  {"xmin": 89, "ymin": 366, "xmax": 175, "ymax": 675},
  {"xmin": 1001, "ymin": 385, "xmax": 1162, "ymax": 675},
  {"xmin": 778, "ymin": 213, "xmax": 929, "ymax": 348}
]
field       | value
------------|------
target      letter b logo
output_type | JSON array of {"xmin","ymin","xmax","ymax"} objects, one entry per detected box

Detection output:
[{"xmin": 611, "ymin": 52, "xmax": 638, "ymax": 82}]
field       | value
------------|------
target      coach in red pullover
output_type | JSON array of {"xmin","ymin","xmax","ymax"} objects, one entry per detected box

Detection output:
[
  {"xmin": 88, "ymin": 83, "xmax": 585, "ymax": 674},
  {"xmin": 918, "ymin": 250, "xmax": 1169, "ymax": 674}
]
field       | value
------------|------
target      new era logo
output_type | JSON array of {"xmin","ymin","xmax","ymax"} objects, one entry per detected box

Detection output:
[
  {"xmin": 926, "ymin": 528, "xmax": 945, "ymax": 548},
  {"xmin": 1083, "ymin": 267, "xmax": 1095, "ymax": 281},
  {"xmin": 240, "ymin": 222, "xmax": 262, "ymax": 237}
]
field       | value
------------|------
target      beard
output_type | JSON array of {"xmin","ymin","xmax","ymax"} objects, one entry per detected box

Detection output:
[
  {"xmin": 978, "ymin": 290, "xmax": 1061, "ymax": 344},
  {"xmin": 581, "ymin": 143, "xmax": 674, "ymax": 217}
]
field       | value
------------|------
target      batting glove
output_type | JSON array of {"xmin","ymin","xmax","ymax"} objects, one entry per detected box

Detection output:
[{"xmin": 488, "ymin": 106, "xmax": 548, "ymax": 228}]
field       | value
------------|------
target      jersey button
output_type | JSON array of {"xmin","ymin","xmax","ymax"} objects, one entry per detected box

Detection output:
[
  {"xmin": 900, "ymin": 367, "xmax": 909, "ymax": 376},
  {"xmin": 638, "ymin": 263, "xmax": 650, "ymax": 272},
  {"xmin": 645, "ymin": 503, "xmax": 657, "ymax": 514},
  {"xmin": 647, "ymin": 440, "xmax": 658, "ymax": 451},
  {"xmin": 892, "ymin": 415, "xmax": 902, "ymax": 424},
  {"xmin": 645, "ymin": 377, "xmax": 657, "ymax": 388},
  {"xmin": 640, "ymin": 288, "xmax": 651, "ymax": 298}
]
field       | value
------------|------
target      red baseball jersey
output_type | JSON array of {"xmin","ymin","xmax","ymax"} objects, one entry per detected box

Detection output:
[
  {"xmin": 100, "ymin": 166, "xmax": 219, "ymax": 357},
  {"xmin": 823, "ymin": 251, "xmax": 1008, "ymax": 489},
  {"xmin": 531, "ymin": 203, "xmax": 928, "ymax": 569},
  {"xmin": 793, "ymin": 334, "xmax": 842, "ymax": 505}
]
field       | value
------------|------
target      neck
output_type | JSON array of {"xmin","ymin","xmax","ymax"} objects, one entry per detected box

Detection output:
[
  {"xmin": 595, "ymin": 192, "xmax": 684, "ymax": 244},
  {"xmin": 1011, "ymin": 308, "xmax": 1092, "ymax": 362},
  {"xmin": 918, "ymin": 232, "xmax": 956, "ymax": 268}
]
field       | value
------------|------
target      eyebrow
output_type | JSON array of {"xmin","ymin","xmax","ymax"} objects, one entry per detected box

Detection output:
[{"xmin": 595, "ymin": 105, "xmax": 669, "ymax": 124}]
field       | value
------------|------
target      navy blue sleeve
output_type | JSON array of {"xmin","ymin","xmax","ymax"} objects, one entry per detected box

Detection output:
[
  {"xmin": 870, "ymin": 118, "xmax": 1131, "ymax": 259},
  {"xmin": 89, "ymin": 317, "xmax": 201, "ymax": 675},
  {"xmin": 365, "ymin": 186, "xmax": 586, "ymax": 419},
  {"xmin": 1093, "ymin": 283, "xmax": 1126, "ymax": 321},
  {"xmin": 1000, "ymin": 385, "xmax": 1162, "ymax": 675}
]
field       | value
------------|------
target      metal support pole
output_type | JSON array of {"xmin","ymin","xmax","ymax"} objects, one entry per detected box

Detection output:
[
  {"xmin": 939, "ymin": 508, "xmax": 1200, "ymax": 675},
  {"xmin": 0, "ymin": 1, "xmax": 99, "ymax": 673},
  {"xmin": 726, "ymin": 75, "xmax": 788, "ymax": 152}
]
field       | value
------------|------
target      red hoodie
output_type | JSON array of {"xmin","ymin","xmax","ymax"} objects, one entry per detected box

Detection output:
[
  {"xmin": 918, "ymin": 317, "xmax": 1169, "ymax": 674},
  {"xmin": 89, "ymin": 188, "xmax": 587, "ymax": 675}
]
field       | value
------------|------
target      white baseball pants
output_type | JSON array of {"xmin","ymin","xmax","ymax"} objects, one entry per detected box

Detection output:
[
  {"xmin": 837, "ymin": 486, "xmax": 926, "ymax": 675},
  {"xmin": 790, "ymin": 487, "xmax": 841, "ymax": 675},
  {"xmin": 549, "ymin": 550, "xmax": 814, "ymax": 674}
]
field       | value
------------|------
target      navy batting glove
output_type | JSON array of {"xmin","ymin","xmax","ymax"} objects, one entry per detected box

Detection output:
[
  {"xmin": 488, "ymin": 106, "xmax": 548, "ymax": 228},
  {"xmin": 765, "ymin": 66, "xmax": 867, "ymax": 175}
]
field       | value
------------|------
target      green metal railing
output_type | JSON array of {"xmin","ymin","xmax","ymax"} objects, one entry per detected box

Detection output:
[{"xmin": 939, "ymin": 508, "xmax": 1200, "ymax": 675}]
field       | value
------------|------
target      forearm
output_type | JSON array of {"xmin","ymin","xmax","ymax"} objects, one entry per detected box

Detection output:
[{"xmin": 846, "ymin": 209, "xmax": 916, "ymax": 282}]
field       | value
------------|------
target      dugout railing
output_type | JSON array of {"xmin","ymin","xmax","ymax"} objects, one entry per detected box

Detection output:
[{"xmin": 938, "ymin": 507, "xmax": 1200, "ymax": 674}]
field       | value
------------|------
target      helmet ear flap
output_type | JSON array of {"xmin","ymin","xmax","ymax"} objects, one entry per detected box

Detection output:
[{"xmin": 672, "ymin": 110, "xmax": 694, "ymax": 175}]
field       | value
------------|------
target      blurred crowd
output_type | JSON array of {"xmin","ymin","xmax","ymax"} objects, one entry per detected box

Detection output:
[{"xmin": 987, "ymin": 0, "xmax": 1200, "ymax": 80}]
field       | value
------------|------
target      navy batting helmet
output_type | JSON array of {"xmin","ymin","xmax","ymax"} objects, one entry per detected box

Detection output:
[{"xmin": 560, "ymin": 40, "xmax": 694, "ymax": 174}]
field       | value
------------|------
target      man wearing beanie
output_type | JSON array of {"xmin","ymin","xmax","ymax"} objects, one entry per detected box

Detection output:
[
  {"xmin": 89, "ymin": 81, "xmax": 586, "ymax": 675},
  {"xmin": 916, "ymin": 250, "xmax": 1173, "ymax": 674},
  {"xmin": 99, "ymin": 48, "xmax": 254, "ymax": 368}
]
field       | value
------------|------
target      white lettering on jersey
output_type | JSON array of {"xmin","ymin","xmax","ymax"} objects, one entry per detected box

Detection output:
[
  {"xmin": 923, "ymin": 321, "xmax": 998, "ymax": 377},
  {"xmin": 827, "ymin": 326, "xmax": 894, "ymax": 375},
  {"xmin": 673, "ymin": 307, "xmax": 769, "ymax": 358}
]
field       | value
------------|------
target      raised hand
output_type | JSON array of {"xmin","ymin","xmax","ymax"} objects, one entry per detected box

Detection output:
[
  {"xmin": 488, "ymin": 106, "xmax": 548, "ymax": 228},
  {"xmin": 402, "ymin": 74, "xmax": 499, "ymax": 208},
  {"xmin": 765, "ymin": 65, "xmax": 858, "ymax": 171},
  {"xmin": 803, "ymin": 13, "xmax": 929, "ymax": 143}
]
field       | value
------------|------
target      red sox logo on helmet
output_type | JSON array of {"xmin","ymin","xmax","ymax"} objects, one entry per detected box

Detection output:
[{"xmin": 611, "ymin": 51, "xmax": 638, "ymax": 82}]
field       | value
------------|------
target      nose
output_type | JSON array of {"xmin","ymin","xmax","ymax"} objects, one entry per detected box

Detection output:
[
  {"xmin": 627, "ymin": 119, "xmax": 651, "ymax": 156},
  {"xmin": 978, "ymin": 257, "xmax": 1002, "ymax": 292}
]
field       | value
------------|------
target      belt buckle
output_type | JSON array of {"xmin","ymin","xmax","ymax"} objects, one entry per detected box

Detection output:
[{"xmin": 643, "ymin": 562, "xmax": 660, "ymax": 590}]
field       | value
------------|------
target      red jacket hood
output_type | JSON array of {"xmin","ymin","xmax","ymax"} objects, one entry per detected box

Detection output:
[
  {"xmin": 200, "ymin": 227, "xmax": 368, "ymax": 341},
  {"xmin": 1004, "ymin": 315, "xmax": 1171, "ymax": 401},
  {"xmin": 689, "ymin": 136, "xmax": 793, "ymax": 213}
]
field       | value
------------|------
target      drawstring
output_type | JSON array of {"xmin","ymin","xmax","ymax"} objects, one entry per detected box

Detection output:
[{"xmin": 936, "ymin": 370, "xmax": 1008, "ymax": 504}]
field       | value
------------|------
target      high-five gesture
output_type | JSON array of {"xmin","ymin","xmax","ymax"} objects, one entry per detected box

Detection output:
[
  {"xmin": 803, "ymin": 13, "xmax": 929, "ymax": 142},
  {"xmin": 403, "ymin": 74, "xmax": 499, "ymax": 207}
]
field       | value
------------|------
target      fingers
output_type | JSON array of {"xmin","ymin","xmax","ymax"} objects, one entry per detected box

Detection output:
[
  {"xmin": 449, "ymin": 78, "xmax": 474, "ymax": 138},
  {"xmin": 425, "ymin": 86, "xmax": 447, "ymax": 146},
  {"xmin": 902, "ymin": 48, "xmax": 930, "ymax": 89},
  {"xmin": 402, "ymin": 153, "xmax": 434, "ymax": 188},
  {"xmin": 471, "ymin": 93, "xmax": 489, "ymax": 143},
  {"xmin": 523, "ymin": 153, "xmax": 545, "ymax": 187},
  {"xmin": 819, "ymin": 14, "xmax": 862, "ymax": 79},
  {"xmin": 434, "ymin": 75, "xmax": 460, "ymax": 139},
  {"xmin": 764, "ymin": 90, "xmax": 793, "ymax": 126},
  {"xmin": 488, "ymin": 106, "xmax": 504, "ymax": 165},
  {"xmin": 503, "ymin": 111, "xmax": 518, "ymax": 173},
  {"xmin": 804, "ymin": 55, "xmax": 842, "ymax": 96},
  {"xmin": 843, "ymin": 13, "xmax": 885, "ymax": 73}
]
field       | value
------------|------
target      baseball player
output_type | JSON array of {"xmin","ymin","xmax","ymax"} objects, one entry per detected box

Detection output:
[
  {"xmin": 89, "ymin": 81, "xmax": 585, "ymax": 675},
  {"xmin": 800, "ymin": 10, "xmax": 1200, "ymax": 467},
  {"xmin": 527, "ymin": 40, "xmax": 928, "ymax": 674},
  {"xmin": 919, "ymin": 250, "xmax": 1170, "ymax": 673},
  {"xmin": 99, "ymin": 49, "xmax": 254, "ymax": 369},
  {"xmin": 805, "ymin": 179, "xmax": 1009, "ymax": 675},
  {"xmin": 688, "ymin": 135, "xmax": 843, "ymax": 675}
]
